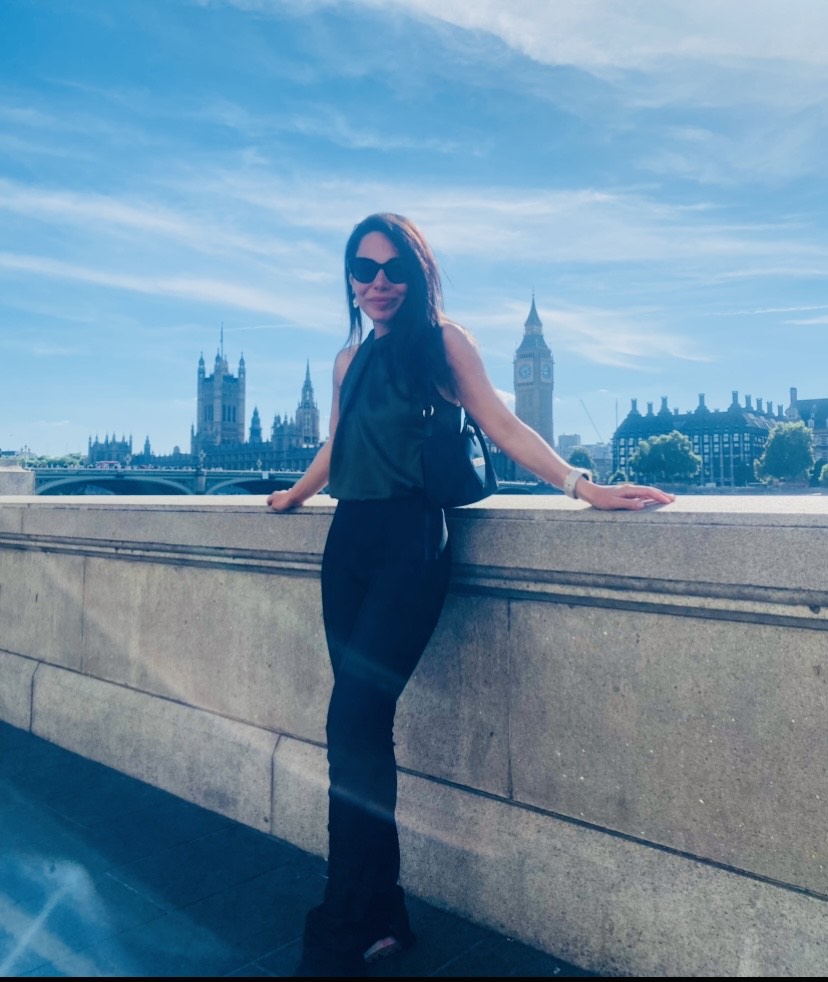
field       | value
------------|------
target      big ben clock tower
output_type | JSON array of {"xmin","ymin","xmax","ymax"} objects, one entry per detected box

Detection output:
[{"xmin": 514, "ymin": 294, "xmax": 554, "ymax": 448}]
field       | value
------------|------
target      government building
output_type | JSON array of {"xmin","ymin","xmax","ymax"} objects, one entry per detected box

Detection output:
[
  {"xmin": 189, "ymin": 346, "xmax": 321, "ymax": 471},
  {"xmin": 88, "ymin": 344, "xmax": 322, "ymax": 471},
  {"xmin": 612, "ymin": 389, "xmax": 828, "ymax": 487}
]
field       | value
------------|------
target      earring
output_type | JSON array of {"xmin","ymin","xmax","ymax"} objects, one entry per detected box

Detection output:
[{"xmin": 352, "ymin": 295, "xmax": 359, "ymax": 308}]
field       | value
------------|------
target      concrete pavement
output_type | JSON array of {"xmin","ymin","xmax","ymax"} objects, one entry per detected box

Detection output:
[{"xmin": 0, "ymin": 721, "xmax": 598, "ymax": 978}]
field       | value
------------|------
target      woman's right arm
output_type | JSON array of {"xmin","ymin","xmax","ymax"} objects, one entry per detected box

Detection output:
[{"xmin": 266, "ymin": 346, "xmax": 357, "ymax": 512}]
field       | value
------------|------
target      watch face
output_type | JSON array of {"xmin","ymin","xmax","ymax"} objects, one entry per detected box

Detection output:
[
  {"xmin": 518, "ymin": 362, "xmax": 532, "ymax": 381},
  {"xmin": 541, "ymin": 363, "xmax": 552, "ymax": 381}
]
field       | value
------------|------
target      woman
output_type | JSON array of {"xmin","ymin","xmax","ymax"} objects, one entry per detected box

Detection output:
[{"xmin": 267, "ymin": 213, "xmax": 674, "ymax": 976}]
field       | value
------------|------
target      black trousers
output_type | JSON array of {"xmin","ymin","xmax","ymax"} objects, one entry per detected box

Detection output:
[{"xmin": 319, "ymin": 495, "xmax": 451, "ymax": 923}]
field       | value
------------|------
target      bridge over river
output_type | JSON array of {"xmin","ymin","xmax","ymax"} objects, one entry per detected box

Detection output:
[
  {"xmin": 32, "ymin": 466, "xmax": 306, "ymax": 496},
  {"xmin": 33, "ymin": 466, "xmax": 545, "ymax": 496}
]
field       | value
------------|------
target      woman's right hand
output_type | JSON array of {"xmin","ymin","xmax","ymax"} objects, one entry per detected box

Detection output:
[{"xmin": 267, "ymin": 489, "xmax": 299, "ymax": 512}]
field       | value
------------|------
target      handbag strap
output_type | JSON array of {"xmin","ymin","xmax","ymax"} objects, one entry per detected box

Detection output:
[{"xmin": 423, "ymin": 382, "xmax": 465, "ymax": 432}]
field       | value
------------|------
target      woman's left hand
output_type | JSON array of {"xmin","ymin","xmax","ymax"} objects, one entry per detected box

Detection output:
[
  {"xmin": 267, "ymin": 489, "xmax": 299, "ymax": 512},
  {"xmin": 575, "ymin": 481, "xmax": 676, "ymax": 511}
]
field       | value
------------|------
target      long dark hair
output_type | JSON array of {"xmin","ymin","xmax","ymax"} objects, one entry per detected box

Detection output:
[{"xmin": 344, "ymin": 213, "xmax": 453, "ymax": 396}]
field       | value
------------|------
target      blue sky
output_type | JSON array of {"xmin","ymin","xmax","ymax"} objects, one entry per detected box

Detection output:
[{"xmin": 2, "ymin": 0, "xmax": 827, "ymax": 457}]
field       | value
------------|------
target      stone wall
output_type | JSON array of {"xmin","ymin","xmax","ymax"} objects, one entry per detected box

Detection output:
[
  {"xmin": 1, "ymin": 494, "xmax": 827, "ymax": 976},
  {"xmin": 0, "ymin": 460, "xmax": 34, "ymax": 495}
]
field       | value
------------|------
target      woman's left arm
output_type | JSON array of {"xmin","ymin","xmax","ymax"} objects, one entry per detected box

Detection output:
[{"xmin": 441, "ymin": 322, "xmax": 675, "ymax": 512}]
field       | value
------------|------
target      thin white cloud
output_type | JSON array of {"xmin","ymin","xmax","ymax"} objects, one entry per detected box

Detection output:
[
  {"xmin": 200, "ymin": 98, "xmax": 463, "ymax": 154},
  {"xmin": 0, "ymin": 177, "xmax": 317, "ymax": 265},
  {"xmin": 0, "ymin": 335, "xmax": 85, "ymax": 358},
  {"xmin": 785, "ymin": 315, "xmax": 828, "ymax": 325},
  {"xmin": 640, "ymin": 113, "xmax": 827, "ymax": 187},
  {"xmin": 715, "ymin": 304, "xmax": 828, "ymax": 316},
  {"xmin": 0, "ymin": 180, "xmax": 192, "ymax": 237},
  {"xmin": 371, "ymin": 0, "xmax": 828, "ymax": 72},
  {"xmin": 708, "ymin": 264, "xmax": 828, "ymax": 283},
  {"xmin": 461, "ymin": 300, "xmax": 710, "ymax": 371},
  {"xmin": 210, "ymin": 0, "xmax": 828, "ymax": 72},
  {"xmin": 3, "ymin": 165, "xmax": 824, "ymax": 327},
  {"xmin": 185, "ymin": 169, "xmax": 824, "ymax": 272},
  {"xmin": 0, "ymin": 252, "xmax": 289, "ymax": 315},
  {"xmin": 31, "ymin": 344, "xmax": 84, "ymax": 358},
  {"xmin": 287, "ymin": 108, "xmax": 463, "ymax": 154}
]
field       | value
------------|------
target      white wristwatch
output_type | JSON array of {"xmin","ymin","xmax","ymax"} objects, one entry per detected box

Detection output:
[{"xmin": 562, "ymin": 467, "xmax": 592, "ymax": 499}]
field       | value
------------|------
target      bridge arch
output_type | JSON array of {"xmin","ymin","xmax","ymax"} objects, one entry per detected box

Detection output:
[
  {"xmin": 206, "ymin": 476, "xmax": 295, "ymax": 495},
  {"xmin": 37, "ymin": 476, "xmax": 194, "ymax": 495}
]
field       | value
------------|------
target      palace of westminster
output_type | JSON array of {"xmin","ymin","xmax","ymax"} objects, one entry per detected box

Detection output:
[{"xmin": 88, "ymin": 299, "xmax": 828, "ymax": 487}]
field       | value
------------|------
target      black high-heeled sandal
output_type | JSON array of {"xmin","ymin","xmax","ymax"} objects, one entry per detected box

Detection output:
[
  {"xmin": 294, "ymin": 905, "xmax": 367, "ymax": 978},
  {"xmin": 361, "ymin": 885, "xmax": 417, "ymax": 963}
]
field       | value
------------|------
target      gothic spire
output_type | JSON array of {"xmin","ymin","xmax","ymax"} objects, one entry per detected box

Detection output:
[{"xmin": 524, "ymin": 293, "xmax": 543, "ymax": 334}]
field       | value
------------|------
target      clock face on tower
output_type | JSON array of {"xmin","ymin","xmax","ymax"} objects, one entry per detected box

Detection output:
[
  {"xmin": 517, "ymin": 361, "xmax": 533, "ymax": 382},
  {"xmin": 541, "ymin": 362, "xmax": 552, "ymax": 382}
]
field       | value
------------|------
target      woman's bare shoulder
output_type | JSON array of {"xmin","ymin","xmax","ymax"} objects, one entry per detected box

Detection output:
[
  {"xmin": 439, "ymin": 320, "xmax": 483, "ymax": 373},
  {"xmin": 333, "ymin": 342, "xmax": 360, "ymax": 385},
  {"xmin": 436, "ymin": 320, "xmax": 485, "ymax": 404},
  {"xmin": 439, "ymin": 318, "xmax": 478, "ymax": 352}
]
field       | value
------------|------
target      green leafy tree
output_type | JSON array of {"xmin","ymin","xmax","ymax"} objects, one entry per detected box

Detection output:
[
  {"xmin": 819, "ymin": 463, "xmax": 828, "ymax": 488},
  {"xmin": 607, "ymin": 469, "xmax": 628, "ymax": 484},
  {"xmin": 754, "ymin": 421, "xmax": 814, "ymax": 484},
  {"xmin": 567, "ymin": 447, "xmax": 595, "ymax": 473},
  {"xmin": 30, "ymin": 452, "xmax": 85, "ymax": 468},
  {"xmin": 628, "ymin": 430, "xmax": 701, "ymax": 483}
]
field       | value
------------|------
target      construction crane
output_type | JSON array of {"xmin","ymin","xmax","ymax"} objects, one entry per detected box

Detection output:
[{"xmin": 580, "ymin": 400, "xmax": 604, "ymax": 443}]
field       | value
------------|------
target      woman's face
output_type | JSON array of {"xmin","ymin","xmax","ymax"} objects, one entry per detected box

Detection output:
[{"xmin": 349, "ymin": 231, "xmax": 409, "ymax": 333}]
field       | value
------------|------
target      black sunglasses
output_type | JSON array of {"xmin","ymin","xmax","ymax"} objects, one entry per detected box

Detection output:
[{"xmin": 350, "ymin": 256, "xmax": 409, "ymax": 285}]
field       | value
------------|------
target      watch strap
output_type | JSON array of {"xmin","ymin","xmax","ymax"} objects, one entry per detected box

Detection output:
[{"xmin": 563, "ymin": 467, "xmax": 592, "ymax": 499}]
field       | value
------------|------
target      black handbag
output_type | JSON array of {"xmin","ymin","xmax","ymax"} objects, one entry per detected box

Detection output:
[{"xmin": 422, "ymin": 398, "xmax": 498, "ymax": 508}]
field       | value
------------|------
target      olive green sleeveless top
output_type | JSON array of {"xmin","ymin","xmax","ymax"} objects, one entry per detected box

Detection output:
[{"xmin": 328, "ymin": 332, "xmax": 426, "ymax": 501}]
